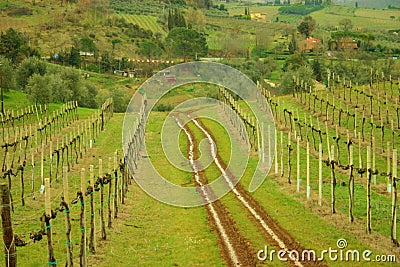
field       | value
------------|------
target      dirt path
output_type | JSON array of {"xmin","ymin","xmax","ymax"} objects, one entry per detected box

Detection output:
[
  {"xmin": 175, "ymin": 117, "xmax": 256, "ymax": 267},
  {"xmin": 191, "ymin": 117, "xmax": 326, "ymax": 267}
]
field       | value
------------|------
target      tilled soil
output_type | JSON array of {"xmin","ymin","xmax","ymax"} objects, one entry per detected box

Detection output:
[
  {"xmin": 182, "ymin": 120, "xmax": 256, "ymax": 267},
  {"xmin": 195, "ymin": 119, "xmax": 327, "ymax": 267}
]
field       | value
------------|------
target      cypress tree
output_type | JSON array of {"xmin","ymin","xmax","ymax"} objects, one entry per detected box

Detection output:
[
  {"xmin": 288, "ymin": 33, "xmax": 298, "ymax": 54},
  {"xmin": 168, "ymin": 9, "xmax": 173, "ymax": 30}
]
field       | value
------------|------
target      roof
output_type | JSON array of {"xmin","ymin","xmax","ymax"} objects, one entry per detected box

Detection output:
[
  {"xmin": 306, "ymin": 37, "xmax": 321, "ymax": 43},
  {"xmin": 299, "ymin": 37, "xmax": 321, "ymax": 52}
]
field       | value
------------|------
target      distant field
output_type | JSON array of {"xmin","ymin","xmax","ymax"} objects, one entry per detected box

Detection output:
[
  {"xmin": 226, "ymin": 4, "xmax": 400, "ymax": 31},
  {"xmin": 225, "ymin": 3, "xmax": 280, "ymax": 21},
  {"xmin": 115, "ymin": 14, "xmax": 166, "ymax": 34},
  {"xmin": 311, "ymin": 6, "xmax": 400, "ymax": 31},
  {"xmin": 334, "ymin": 0, "xmax": 400, "ymax": 9}
]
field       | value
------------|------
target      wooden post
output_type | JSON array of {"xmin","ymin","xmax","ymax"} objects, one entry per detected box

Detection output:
[
  {"xmin": 80, "ymin": 168, "xmax": 87, "ymax": 267},
  {"xmin": 107, "ymin": 157, "xmax": 113, "ymax": 228},
  {"xmin": 31, "ymin": 148, "xmax": 35, "ymax": 194},
  {"xmin": 1, "ymin": 183, "xmax": 16, "ymax": 267},
  {"xmin": 354, "ymin": 112, "xmax": 357, "ymax": 138},
  {"xmin": 261, "ymin": 122, "xmax": 265, "ymax": 163},
  {"xmin": 35, "ymin": 125, "xmax": 38, "ymax": 153},
  {"xmin": 335, "ymin": 125, "xmax": 340, "ymax": 165},
  {"xmin": 349, "ymin": 145, "xmax": 354, "ymax": 222},
  {"xmin": 44, "ymin": 178, "xmax": 56, "ymax": 267},
  {"xmin": 366, "ymin": 146, "xmax": 372, "ymax": 234},
  {"xmin": 391, "ymin": 149, "xmax": 398, "ymax": 244},
  {"xmin": 318, "ymin": 143, "xmax": 323, "ymax": 206},
  {"xmin": 325, "ymin": 121, "xmax": 331, "ymax": 160},
  {"xmin": 274, "ymin": 128, "xmax": 278, "ymax": 175},
  {"xmin": 121, "ymin": 159, "xmax": 125, "ymax": 205},
  {"xmin": 297, "ymin": 137, "xmax": 300, "ymax": 192},
  {"xmin": 287, "ymin": 132, "xmax": 292, "ymax": 184},
  {"xmin": 306, "ymin": 141, "xmax": 310, "ymax": 199},
  {"xmin": 358, "ymin": 132, "xmax": 363, "ymax": 178},
  {"xmin": 372, "ymin": 137, "xmax": 376, "ymax": 185},
  {"xmin": 331, "ymin": 145, "xmax": 336, "ymax": 214},
  {"xmin": 62, "ymin": 167, "xmax": 73, "ymax": 267},
  {"xmin": 392, "ymin": 120, "xmax": 395, "ymax": 149},
  {"xmin": 387, "ymin": 143, "xmax": 392, "ymax": 193},
  {"xmin": 113, "ymin": 151, "xmax": 118, "ymax": 219},
  {"xmin": 99, "ymin": 159, "xmax": 106, "ymax": 240},
  {"xmin": 268, "ymin": 125, "xmax": 271, "ymax": 165},
  {"xmin": 280, "ymin": 132, "xmax": 284, "ymax": 177},
  {"xmin": 41, "ymin": 143, "xmax": 44, "ymax": 186},
  {"xmin": 20, "ymin": 160, "xmax": 25, "ymax": 206},
  {"xmin": 89, "ymin": 165, "xmax": 96, "ymax": 253}
]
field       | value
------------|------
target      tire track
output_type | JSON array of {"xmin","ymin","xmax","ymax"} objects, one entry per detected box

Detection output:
[
  {"xmin": 191, "ymin": 117, "xmax": 326, "ymax": 267},
  {"xmin": 174, "ymin": 117, "xmax": 256, "ymax": 267}
]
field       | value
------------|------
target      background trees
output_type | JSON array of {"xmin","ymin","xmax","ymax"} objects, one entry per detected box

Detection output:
[
  {"xmin": 280, "ymin": 65, "xmax": 314, "ymax": 94},
  {"xmin": 16, "ymin": 57, "xmax": 47, "ymax": 90},
  {"xmin": 168, "ymin": 8, "xmax": 187, "ymax": 30},
  {"xmin": 297, "ymin": 16, "xmax": 316, "ymax": 37},
  {"xmin": 186, "ymin": 8, "xmax": 206, "ymax": 32},
  {"xmin": 339, "ymin": 18, "xmax": 353, "ymax": 31},
  {"xmin": 139, "ymin": 41, "xmax": 163, "ymax": 58},
  {"xmin": 288, "ymin": 33, "xmax": 298, "ymax": 54},
  {"xmin": 166, "ymin": 28, "xmax": 208, "ymax": 60},
  {"xmin": 0, "ymin": 56, "xmax": 17, "ymax": 92},
  {"xmin": 0, "ymin": 28, "xmax": 39, "ymax": 64}
]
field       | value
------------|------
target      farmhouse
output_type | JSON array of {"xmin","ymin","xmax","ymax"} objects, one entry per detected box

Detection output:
[
  {"xmin": 337, "ymin": 37, "xmax": 358, "ymax": 50},
  {"xmin": 250, "ymin": 12, "xmax": 267, "ymax": 21},
  {"xmin": 299, "ymin": 37, "xmax": 321, "ymax": 52},
  {"xmin": 113, "ymin": 69, "xmax": 134, "ymax": 78}
]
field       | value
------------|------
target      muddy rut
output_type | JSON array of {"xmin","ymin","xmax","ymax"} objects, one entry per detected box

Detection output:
[{"xmin": 190, "ymin": 117, "xmax": 326, "ymax": 267}]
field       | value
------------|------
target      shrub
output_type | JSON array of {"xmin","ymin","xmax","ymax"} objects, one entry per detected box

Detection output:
[{"xmin": 154, "ymin": 103, "xmax": 173, "ymax": 112}]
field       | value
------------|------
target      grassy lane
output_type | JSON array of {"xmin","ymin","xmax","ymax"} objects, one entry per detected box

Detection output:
[{"xmin": 96, "ymin": 111, "xmax": 225, "ymax": 266}]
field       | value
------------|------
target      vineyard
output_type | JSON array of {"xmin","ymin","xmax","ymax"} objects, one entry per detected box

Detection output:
[
  {"xmin": 1, "ymin": 69, "xmax": 400, "ymax": 266},
  {"xmin": 114, "ymin": 14, "xmax": 166, "ymax": 35},
  {"xmin": 0, "ymin": 94, "xmax": 148, "ymax": 266}
]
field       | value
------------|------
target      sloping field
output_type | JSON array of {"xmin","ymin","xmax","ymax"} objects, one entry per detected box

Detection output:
[{"xmin": 115, "ymin": 14, "xmax": 166, "ymax": 34}]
